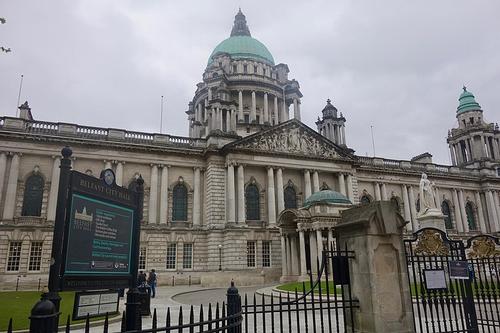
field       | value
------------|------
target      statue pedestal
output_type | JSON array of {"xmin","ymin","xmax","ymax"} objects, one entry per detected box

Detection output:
[{"xmin": 417, "ymin": 209, "xmax": 446, "ymax": 231}]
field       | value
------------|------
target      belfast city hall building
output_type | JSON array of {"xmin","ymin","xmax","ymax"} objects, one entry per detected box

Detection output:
[{"xmin": 0, "ymin": 10, "xmax": 499, "ymax": 288}]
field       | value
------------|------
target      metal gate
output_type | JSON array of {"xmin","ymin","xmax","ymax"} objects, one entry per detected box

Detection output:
[{"xmin": 405, "ymin": 227, "xmax": 500, "ymax": 333}]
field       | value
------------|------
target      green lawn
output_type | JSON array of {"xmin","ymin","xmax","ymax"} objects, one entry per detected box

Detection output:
[
  {"xmin": 0, "ymin": 291, "xmax": 117, "ymax": 331},
  {"xmin": 276, "ymin": 281, "xmax": 343, "ymax": 295}
]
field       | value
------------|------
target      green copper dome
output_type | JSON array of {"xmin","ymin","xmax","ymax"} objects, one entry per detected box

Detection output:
[
  {"xmin": 208, "ymin": 9, "xmax": 275, "ymax": 66},
  {"xmin": 209, "ymin": 36, "xmax": 275, "ymax": 65},
  {"xmin": 457, "ymin": 87, "xmax": 482, "ymax": 114},
  {"xmin": 303, "ymin": 190, "xmax": 352, "ymax": 208}
]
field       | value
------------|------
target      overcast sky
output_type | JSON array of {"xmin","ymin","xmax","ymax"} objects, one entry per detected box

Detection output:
[{"xmin": 2, "ymin": 0, "xmax": 499, "ymax": 165}]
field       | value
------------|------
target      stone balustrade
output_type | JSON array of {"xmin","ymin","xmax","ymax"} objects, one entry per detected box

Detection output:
[{"xmin": 0, "ymin": 116, "xmax": 207, "ymax": 149}]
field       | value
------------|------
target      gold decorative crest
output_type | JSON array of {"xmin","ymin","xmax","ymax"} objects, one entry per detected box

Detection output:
[
  {"xmin": 468, "ymin": 237, "xmax": 500, "ymax": 259},
  {"xmin": 415, "ymin": 230, "xmax": 449, "ymax": 256}
]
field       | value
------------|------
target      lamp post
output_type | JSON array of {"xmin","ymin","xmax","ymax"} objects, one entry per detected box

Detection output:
[{"xmin": 218, "ymin": 244, "xmax": 222, "ymax": 271}]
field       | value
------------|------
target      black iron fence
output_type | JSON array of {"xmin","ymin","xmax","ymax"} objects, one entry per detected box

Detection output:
[
  {"xmin": 404, "ymin": 228, "xmax": 500, "ymax": 333},
  {"xmin": 5, "ymin": 247, "xmax": 357, "ymax": 333}
]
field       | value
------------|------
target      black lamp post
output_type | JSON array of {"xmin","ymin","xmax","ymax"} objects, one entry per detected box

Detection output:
[{"xmin": 218, "ymin": 244, "xmax": 222, "ymax": 271}]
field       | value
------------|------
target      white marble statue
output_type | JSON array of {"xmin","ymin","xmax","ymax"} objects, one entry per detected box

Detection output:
[{"xmin": 418, "ymin": 173, "xmax": 443, "ymax": 219}]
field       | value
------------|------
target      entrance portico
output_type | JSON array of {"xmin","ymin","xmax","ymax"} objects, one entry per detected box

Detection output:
[{"xmin": 278, "ymin": 189, "xmax": 353, "ymax": 281}]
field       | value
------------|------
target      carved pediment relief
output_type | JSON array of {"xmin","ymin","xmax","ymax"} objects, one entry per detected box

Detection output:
[{"xmin": 227, "ymin": 120, "xmax": 349, "ymax": 159}]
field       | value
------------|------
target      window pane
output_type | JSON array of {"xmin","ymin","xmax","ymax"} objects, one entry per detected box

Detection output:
[
  {"xmin": 465, "ymin": 202, "xmax": 476, "ymax": 230},
  {"xmin": 284, "ymin": 186, "xmax": 297, "ymax": 209},
  {"xmin": 22, "ymin": 175, "xmax": 44, "ymax": 216},
  {"xmin": 166, "ymin": 244, "xmax": 177, "ymax": 269},
  {"xmin": 246, "ymin": 184, "xmax": 260, "ymax": 220},
  {"xmin": 247, "ymin": 241, "xmax": 256, "ymax": 268},
  {"xmin": 441, "ymin": 201, "xmax": 453, "ymax": 229},
  {"xmin": 172, "ymin": 184, "xmax": 188, "ymax": 221},
  {"xmin": 183, "ymin": 243, "xmax": 193, "ymax": 269},
  {"xmin": 139, "ymin": 246, "xmax": 147, "ymax": 270},
  {"xmin": 262, "ymin": 241, "xmax": 271, "ymax": 267},
  {"xmin": 7, "ymin": 242, "xmax": 22, "ymax": 271},
  {"xmin": 28, "ymin": 241, "xmax": 43, "ymax": 271}
]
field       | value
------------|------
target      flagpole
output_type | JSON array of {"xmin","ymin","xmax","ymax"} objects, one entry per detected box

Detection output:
[{"xmin": 16, "ymin": 74, "xmax": 23, "ymax": 117}]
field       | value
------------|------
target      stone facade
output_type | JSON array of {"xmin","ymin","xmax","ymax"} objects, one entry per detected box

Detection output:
[{"xmin": 0, "ymin": 10, "xmax": 499, "ymax": 289}]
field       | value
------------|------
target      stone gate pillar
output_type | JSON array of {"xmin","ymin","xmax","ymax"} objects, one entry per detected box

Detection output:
[{"xmin": 336, "ymin": 201, "xmax": 415, "ymax": 333}]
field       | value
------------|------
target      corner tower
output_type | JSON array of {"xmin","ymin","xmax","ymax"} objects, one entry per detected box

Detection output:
[
  {"xmin": 447, "ymin": 87, "xmax": 500, "ymax": 168},
  {"xmin": 187, "ymin": 9, "xmax": 303, "ymax": 138},
  {"xmin": 316, "ymin": 99, "xmax": 347, "ymax": 146}
]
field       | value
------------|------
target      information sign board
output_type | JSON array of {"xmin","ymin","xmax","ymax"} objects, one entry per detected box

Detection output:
[
  {"xmin": 449, "ymin": 260, "xmax": 470, "ymax": 280},
  {"xmin": 423, "ymin": 269, "xmax": 447, "ymax": 290},
  {"xmin": 61, "ymin": 170, "xmax": 140, "ymax": 290},
  {"xmin": 72, "ymin": 290, "xmax": 120, "ymax": 320}
]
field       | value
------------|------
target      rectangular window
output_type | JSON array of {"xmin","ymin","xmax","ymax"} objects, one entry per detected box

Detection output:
[
  {"xmin": 28, "ymin": 241, "xmax": 43, "ymax": 271},
  {"xmin": 244, "ymin": 114, "xmax": 249, "ymax": 123},
  {"xmin": 7, "ymin": 241, "xmax": 22, "ymax": 272},
  {"xmin": 247, "ymin": 241, "xmax": 256, "ymax": 268},
  {"xmin": 253, "ymin": 65, "xmax": 257, "ymax": 73},
  {"xmin": 262, "ymin": 241, "xmax": 271, "ymax": 267},
  {"xmin": 166, "ymin": 243, "xmax": 177, "ymax": 270},
  {"xmin": 183, "ymin": 243, "xmax": 193, "ymax": 269},
  {"xmin": 139, "ymin": 246, "xmax": 147, "ymax": 270},
  {"xmin": 233, "ymin": 65, "xmax": 237, "ymax": 73}
]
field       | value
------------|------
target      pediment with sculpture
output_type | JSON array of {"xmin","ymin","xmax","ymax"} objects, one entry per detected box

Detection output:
[{"xmin": 224, "ymin": 119, "xmax": 353, "ymax": 159}]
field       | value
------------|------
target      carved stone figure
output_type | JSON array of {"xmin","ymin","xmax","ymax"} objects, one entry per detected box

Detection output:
[{"xmin": 419, "ymin": 173, "xmax": 437, "ymax": 213}]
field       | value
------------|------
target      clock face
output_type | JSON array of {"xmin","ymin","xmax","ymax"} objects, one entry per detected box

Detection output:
[{"xmin": 104, "ymin": 169, "xmax": 115, "ymax": 186}]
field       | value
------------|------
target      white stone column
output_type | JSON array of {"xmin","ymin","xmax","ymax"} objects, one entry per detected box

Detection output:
[
  {"xmin": 486, "ymin": 191, "xmax": 500, "ymax": 232},
  {"xmin": 374, "ymin": 183, "xmax": 381, "ymax": 201},
  {"xmin": 238, "ymin": 91, "xmax": 243, "ymax": 122},
  {"xmin": 225, "ymin": 109, "xmax": 231, "ymax": 132},
  {"xmin": 452, "ymin": 189, "xmax": 464, "ymax": 232},
  {"xmin": 434, "ymin": 186, "xmax": 441, "ymax": 208},
  {"xmin": 408, "ymin": 185, "xmax": 418, "ymax": 230},
  {"xmin": 159, "ymin": 165, "xmax": 169, "ymax": 224},
  {"xmin": 237, "ymin": 165, "xmax": 245, "ymax": 223},
  {"xmin": 309, "ymin": 231, "xmax": 318, "ymax": 273},
  {"xmin": 148, "ymin": 164, "xmax": 159, "ymax": 224},
  {"xmin": 312, "ymin": 171, "xmax": 319, "ymax": 193},
  {"xmin": 282, "ymin": 98, "xmax": 288, "ymax": 122},
  {"xmin": 250, "ymin": 91, "xmax": 256, "ymax": 122},
  {"xmin": 263, "ymin": 92, "xmax": 269, "ymax": 123},
  {"xmin": 346, "ymin": 174, "xmax": 354, "ymax": 202},
  {"xmin": 293, "ymin": 98, "xmax": 301, "ymax": 120},
  {"xmin": 266, "ymin": 167, "xmax": 276, "ymax": 224},
  {"xmin": 298, "ymin": 230, "xmax": 307, "ymax": 276},
  {"xmin": 276, "ymin": 168, "xmax": 284, "ymax": 214},
  {"xmin": 193, "ymin": 167, "xmax": 202, "ymax": 225},
  {"xmin": 381, "ymin": 183, "xmax": 388, "ymax": 200},
  {"xmin": 338, "ymin": 173, "xmax": 346, "ymax": 196},
  {"xmin": 458, "ymin": 190, "xmax": 468, "ymax": 232},
  {"xmin": 286, "ymin": 236, "xmax": 292, "ymax": 276},
  {"xmin": 290, "ymin": 235, "xmax": 298, "ymax": 275},
  {"xmin": 231, "ymin": 108, "xmax": 237, "ymax": 131},
  {"xmin": 274, "ymin": 95, "xmax": 279, "ymax": 124},
  {"xmin": 450, "ymin": 146, "xmax": 457, "ymax": 165},
  {"xmin": 402, "ymin": 185, "xmax": 412, "ymax": 229},
  {"xmin": 2, "ymin": 153, "xmax": 20, "ymax": 220},
  {"xmin": 0, "ymin": 152, "xmax": 7, "ymax": 214},
  {"xmin": 316, "ymin": 229, "xmax": 323, "ymax": 267},
  {"xmin": 304, "ymin": 170, "xmax": 312, "ymax": 199},
  {"xmin": 474, "ymin": 191, "xmax": 487, "ymax": 232},
  {"xmin": 281, "ymin": 235, "xmax": 287, "ymax": 277},
  {"xmin": 341, "ymin": 125, "xmax": 346, "ymax": 145},
  {"xmin": 227, "ymin": 164, "xmax": 236, "ymax": 223},
  {"xmin": 327, "ymin": 229, "xmax": 334, "ymax": 251},
  {"xmin": 493, "ymin": 191, "xmax": 500, "ymax": 232},
  {"xmin": 46, "ymin": 156, "xmax": 61, "ymax": 222},
  {"xmin": 115, "ymin": 161, "xmax": 124, "ymax": 186}
]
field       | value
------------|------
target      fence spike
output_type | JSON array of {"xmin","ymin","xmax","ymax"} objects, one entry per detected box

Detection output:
[
  {"xmin": 199, "ymin": 304, "xmax": 204, "ymax": 332},
  {"xmin": 166, "ymin": 307, "xmax": 171, "ymax": 333},
  {"xmin": 121, "ymin": 310, "xmax": 126, "ymax": 332},
  {"xmin": 65, "ymin": 315, "xmax": 71, "ymax": 333},
  {"xmin": 7, "ymin": 318, "xmax": 12, "ymax": 333},
  {"xmin": 103, "ymin": 312, "xmax": 109, "ymax": 333},
  {"xmin": 189, "ymin": 305, "xmax": 194, "ymax": 333},
  {"xmin": 178, "ymin": 305, "xmax": 183, "ymax": 326},
  {"xmin": 85, "ymin": 313, "xmax": 90, "ymax": 333},
  {"xmin": 152, "ymin": 308, "xmax": 157, "ymax": 331}
]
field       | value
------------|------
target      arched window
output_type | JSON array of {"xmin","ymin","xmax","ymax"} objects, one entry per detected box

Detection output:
[
  {"xmin": 172, "ymin": 183, "xmax": 188, "ymax": 221},
  {"xmin": 465, "ymin": 202, "xmax": 477, "ymax": 230},
  {"xmin": 391, "ymin": 197, "xmax": 401, "ymax": 214},
  {"xmin": 245, "ymin": 184, "xmax": 260, "ymax": 220},
  {"xmin": 284, "ymin": 186, "xmax": 297, "ymax": 209},
  {"xmin": 441, "ymin": 201, "xmax": 453, "ymax": 229},
  {"xmin": 360, "ymin": 195, "xmax": 371, "ymax": 205},
  {"xmin": 22, "ymin": 174, "xmax": 44, "ymax": 217}
]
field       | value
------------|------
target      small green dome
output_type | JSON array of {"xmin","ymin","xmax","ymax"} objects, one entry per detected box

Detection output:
[
  {"xmin": 457, "ymin": 86, "xmax": 482, "ymax": 114},
  {"xmin": 303, "ymin": 190, "xmax": 352, "ymax": 208},
  {"xmin": 208, "ymin": 36, "xmax": 275, "ymax": 66}
]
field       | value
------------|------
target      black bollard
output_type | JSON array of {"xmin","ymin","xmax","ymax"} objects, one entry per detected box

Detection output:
[
  {"xmin": 29, "ymin": 293, "xmax": 59, "ymax": 333},
  {"xmin": 226, "ymin": 281, "xmax": 242, "ymax": 333}
]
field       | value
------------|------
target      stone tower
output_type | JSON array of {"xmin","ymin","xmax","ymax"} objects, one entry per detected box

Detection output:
[
  {"xmin": 316, "ymin": 99, "xmax": 347, "ymax": 146},
  {"xmin": 447, "ymin": 87, "xmax": 500, "ymax": 169},
  {"xmin": 187, "ymin": 9, "xmax": 303, "ymax": 139}
]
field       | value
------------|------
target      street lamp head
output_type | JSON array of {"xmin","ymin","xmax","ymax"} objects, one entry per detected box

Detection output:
[{"xmin": 218, "ymin": 244, "xmax": 222, "ymax": 248}]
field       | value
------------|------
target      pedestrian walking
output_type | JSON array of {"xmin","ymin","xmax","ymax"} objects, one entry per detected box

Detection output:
[
  {"xmin": 148, "ymin": 269, "xmax": 157, "ymax": 298},
  {"xmin": 138, "ymin": 270, "xmax": 147, "ymax": 286}
]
